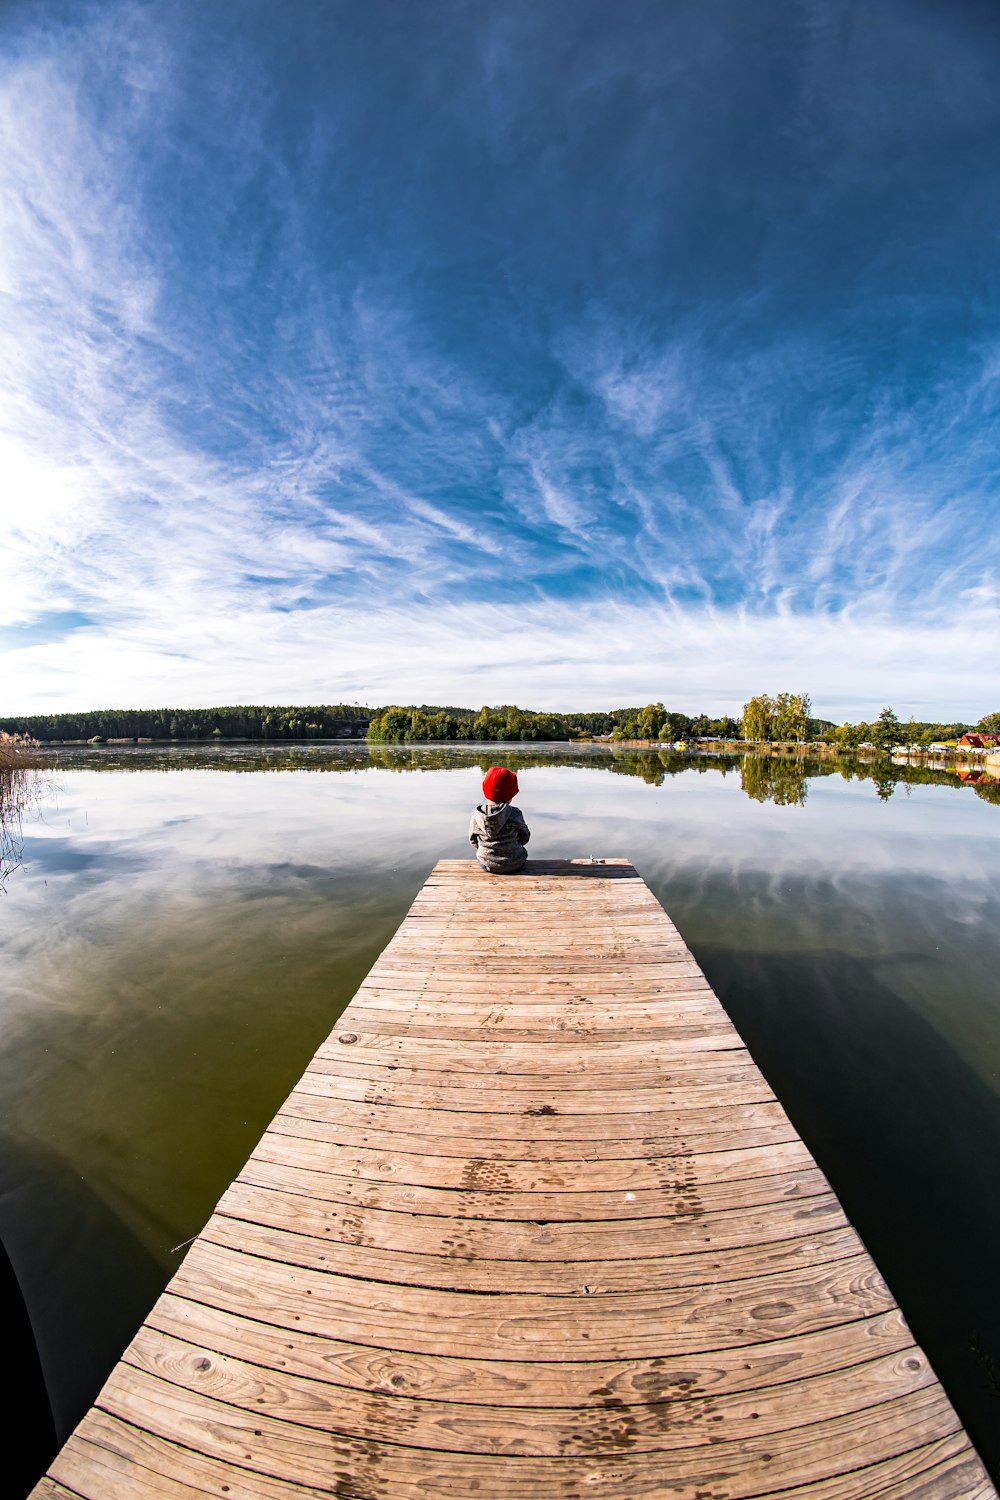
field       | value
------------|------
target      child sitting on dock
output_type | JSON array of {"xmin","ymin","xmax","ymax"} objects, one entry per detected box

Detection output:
[{"xmin": 469, "ymin": 766, "xmax": 530, "ymax": 874}]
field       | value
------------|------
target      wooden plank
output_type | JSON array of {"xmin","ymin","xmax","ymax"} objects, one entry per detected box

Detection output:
[
  {"xmin": 51, "ymin": 1413, "xmax": 312, "ymax": 1498},
  {"xmin": 246, "ymin": 1128, "xmax": 815, "ymax": 1190},
  {"xmin": 310, "ymin": 1024, "xmax": 745, "ymax": 1054},
  {"xmin": 339, "ymin": 1018, "xmax": 752, "ymax": 1045},
  {"xmin": 46, "ymin": 1401, "xmax": 982, "ymax": 1500},
  {"xmin": 121, "ymin": 1324, "xmax": 940, "ymax": 1456},
  {"xmin": 270, "ymin": 1103, "xmax": 802, "ymax": 1157},
  {"xmin": 314, "ymin": 1026, "xmax": 737, "ymax": 1060},
  {"xmin": 169, "ymin": 1239, "xmax": 896, "ymax": 1358},
  {"xmin": 32, "ymin": 858, "xmax": 995, "ymax": 1500},
  {"xmin": 275, "ymin": 1089, "xmax": 802, "ymax": 1142},
  {"xmin": 255, "ymin": 1127, "xmax": 814, "ymax": 1190},
  {"xmin": 752, "ymin": 1434, "xmax": 996, "ymax": 1499},
  {"xmin": 202, "ymin": 1209, "xmax": 867, "ymax": 1294},
  {"xmin": 233, "ymin": 1153, "xmax": 834, "ymax": 1220},
  {"xmin": 215, "ymin": 1178, "xmax": 851, "ymax": 1260},
  {"xmin": 288, "ymin": 1069, "xmax": 779, "ymax": 1113},
  {"xmin": 81, "ymin": 1370, "xmax": 970, "ymax": 1497},
  {"xmin": 341, "ymin": 1016, "xmax": 746, "ymax": 1043},
  {"xmin": 147, "ymin": 1293, "xmax": 916, "ymax": 1408},
  {"xmin": 351, "ymin": 976, "xmax": 717, "ymax": 995},
  {"xmin": 348, "ymin": 994, "xmax": 721, "ymax": 1012}
]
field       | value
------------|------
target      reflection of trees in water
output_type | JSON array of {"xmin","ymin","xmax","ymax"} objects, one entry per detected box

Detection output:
[
  {"xmin": 26, "ymin": 741, "xmax": 1000, "ymax": 811},
  {"xmin": 740, "ymin": 754, "xmax": 809, "ymax": 806},
  {"xmin": 870, "ymin": 765, "xmax": 897, "ymax": 802},
  {"xmin": 0, "ymin": 735, "xmax": 42, "ymax": 889}
]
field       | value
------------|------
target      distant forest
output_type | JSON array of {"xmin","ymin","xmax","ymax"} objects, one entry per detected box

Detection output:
[
  {"xmin": 0, "ymin": 702, "xmax": 740, "ymax": 743},
  {"xmin": 1, "ymin": 699, "xmax": 995, "ymax": 746},
  {"xmin": 0, "ymin": 705, "xmax": 372, "ymax": 743}
]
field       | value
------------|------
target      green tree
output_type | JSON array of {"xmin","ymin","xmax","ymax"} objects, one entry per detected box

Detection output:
[
  {"xmin": 741, "ymin": 694, "xmax": 775, "ymax": 741},
  {"xmin": 621, "ymin": 703, "xmax": 666, "ymax": 740},
  {"xmin": 871, "ymin": 706, "xmax": 902, "ymax": 752},
  {"xmin": 773, "ymin": 692, "xmax": 810, "ymax": 742},
  {"xmin": 368, "ymin": 707, "xmax": 412, "ymax": 742}
]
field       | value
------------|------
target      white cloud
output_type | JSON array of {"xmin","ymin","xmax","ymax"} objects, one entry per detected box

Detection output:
[
  {"xmin": 3, "ymin": 593, "xmax": 997, "ymax": 722},
  {"xmin": 527, "ymin": 460, "xmax": 590, "ymax": 534},
  {"xmin": 1, "ymin": 4, "xmax": 998, "ymax": 727}
]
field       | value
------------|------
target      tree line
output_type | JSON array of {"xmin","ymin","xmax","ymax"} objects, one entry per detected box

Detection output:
[
  {"xmin": 739, "ymin": 696, "xmax": 1000, "ymax": 749},
  {"xmin": 367, "ymin": 705, "xmax": 577, "ymax": 741},
  {"xmin": 831, "ymin": 707, "xmax": 999, "ymax": 749},
  {"xmin": 3, "ymin": 699, "xmax": 997, "ymax": 748},
  {"xmin": 368, "ymin": 702, "xmax": 746, "ymax": 742},
  {"xmin": 0, "ymin": 705, "xmax": 371, "ymax": 743}
]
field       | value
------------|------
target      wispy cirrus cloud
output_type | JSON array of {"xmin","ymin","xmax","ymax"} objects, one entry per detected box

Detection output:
[{"xmin": 1, "ymin": 0, "xmax": 999, "ymax": 719}]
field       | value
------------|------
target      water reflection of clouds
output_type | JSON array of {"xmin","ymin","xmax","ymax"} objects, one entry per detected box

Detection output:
[
  {"xmin": 19, "ymin": 835, "xmax": 150, "ymax": 880},
  {"xmin": 9, "ymin": 762, "xmax": 998, "ymax": 1070},
  {"xmin": 527, "ymin": 765, "xmax": 998, "ymax": 886},
  {"xmin": 2, "ymin": 752, "xmax": 999, "ymax": 1473},
  {"xmin": 17, "ymin": 760, "xmax": 1000, "ymax": 893}
]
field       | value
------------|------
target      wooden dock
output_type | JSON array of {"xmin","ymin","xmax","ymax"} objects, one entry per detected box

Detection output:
[{"xmin": 33, "ymin": 859, "xmax": 995, "ymax": 1499}]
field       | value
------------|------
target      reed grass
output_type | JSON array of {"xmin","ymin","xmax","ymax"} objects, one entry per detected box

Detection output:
[{"xmin": 0, "ymin": 732, "xmax": 41, "ymax": 890}]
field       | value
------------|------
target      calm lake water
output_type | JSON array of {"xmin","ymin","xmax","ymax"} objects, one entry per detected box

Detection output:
[{"xmin": 2, "ymin": 741, "xmax": 999, "ymax": 1489}]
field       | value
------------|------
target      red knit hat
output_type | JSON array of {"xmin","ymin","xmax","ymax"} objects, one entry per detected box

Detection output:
[{"xmin": 483, "ymin": 766, "xmax": 519, "ymax": 802}]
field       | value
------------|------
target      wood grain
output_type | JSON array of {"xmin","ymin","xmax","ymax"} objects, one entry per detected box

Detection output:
[{"xmin": 31, "ymin": 858, "xmax": 995, "ymax": 1500}]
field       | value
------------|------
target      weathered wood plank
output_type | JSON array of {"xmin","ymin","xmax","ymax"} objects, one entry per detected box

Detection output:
[
  {"xmin": 247, "ymin": 1129, "xmax": 815, "ymax": 1193},
  {"xmin": 216, "ymin": 1178, "xmax": 850, "ymax": 1259},
  {"xmin": 233, "ymin": 1153, "xmax": 834, "ymax": 1219},
  {"xmin": 290, "ymin": 1068, "xmax": 778, "ymax": 1113},
  {"xmin": 147, "ymin": 1293, "xmax": 916, "ymax": 1407},
  {"xmin": 751, "ymin": 1434, "xmax": 996, "ymax": 1499},
  {"xmin": 253, "ymin": 1129, "xmax": 814, "ymax": 1190},
  {"xmin": 342, "ymin": 1016, "xmax": 746, "ymax": 1043},
  {"xmin": 32, "ymin": 859, "xmax": 995, "ymax": 1500},
  {"xmin": 81, "ymin": 1370, "xmax": 970, "ymax": 1497},
  {"xmin": 202, "ymin": 1209, "xmax": 867, "ymax": 1293},
  {"xmin": 313, "ymin": 1028, "xmax": 741, "ymax": 1062},
  {"xmin": 168, "ymin": 1238, "xmax": 897, "ymax": 1358},
  {"xmin": 270, "ymin": 1103, "xmax": 802, "ymax": 1156},
  {"xmin": 276, "ymin": 1089, "xmax": 803, "ymax": 1141},
  {"xmin": 121, "ymin": 1325, "xmax": 940, "ymax": 1456}
]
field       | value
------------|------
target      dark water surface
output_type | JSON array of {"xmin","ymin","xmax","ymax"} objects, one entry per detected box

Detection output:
[{"xmin": 2, "ymin": 742, "xmax": 999, "ymax": 1488}]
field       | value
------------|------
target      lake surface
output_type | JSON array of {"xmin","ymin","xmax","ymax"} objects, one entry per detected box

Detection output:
[{"xmin": 2, "ymin": 741, "xmax": 999, "ymax": 1489}]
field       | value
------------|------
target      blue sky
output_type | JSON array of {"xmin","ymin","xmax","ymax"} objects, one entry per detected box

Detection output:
[{"xmin": 2, "ymin": 0, "xmax": 999, "ymax": 719}]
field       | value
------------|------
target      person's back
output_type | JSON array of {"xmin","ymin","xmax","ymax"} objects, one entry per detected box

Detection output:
[{"xmin": 469, "ymin": 765, "xmax": 530, "ymax": 873}]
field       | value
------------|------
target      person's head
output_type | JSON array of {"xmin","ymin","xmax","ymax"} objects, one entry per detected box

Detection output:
[{"xmin": 482, "ymin": 766, "xmax": 518, "ymax": 803}]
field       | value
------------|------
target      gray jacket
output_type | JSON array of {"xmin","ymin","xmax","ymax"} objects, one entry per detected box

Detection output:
[{"xmin": 469, "ymin": 801, "xmax": 530, "ymax": 873}]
